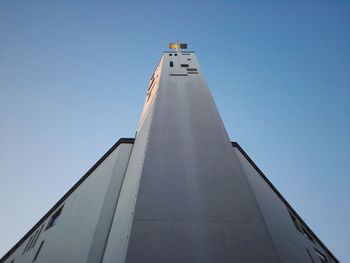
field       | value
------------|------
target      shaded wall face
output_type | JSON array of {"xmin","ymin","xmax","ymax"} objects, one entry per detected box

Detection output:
[
  {"xmin": 124, "ymin": 52, "xmax": 281, "ymax": 263},
  {"xmin": 4, "ymin": 143, "xmax": 133, "ymax": 263},
  {"xmin": 234, "ymin": 147, "xmax": 336, "ymax": 263}
]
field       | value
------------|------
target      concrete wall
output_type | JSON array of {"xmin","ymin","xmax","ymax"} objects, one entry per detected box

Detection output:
[
  {"xmin": 101, "ymin": 51, "xmax": 165, "ymax": 263},
  {"xmin": 234, "ymin": 147, "xmax": 336, "ymax": 263},
  {"xmin": 123, "ymin": 52, "xmax": 281, "ymax": 263},
  {"xmin": 3, "ymin": 142, "xmax": 132, "ymax": 263}
]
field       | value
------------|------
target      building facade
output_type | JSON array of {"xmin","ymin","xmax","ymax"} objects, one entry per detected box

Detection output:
[{"xmin": 1, "ymin": 47, "xmax": 338, "ymax": 263}]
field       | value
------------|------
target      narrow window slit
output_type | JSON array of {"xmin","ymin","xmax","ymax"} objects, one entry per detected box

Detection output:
[{"xmin": 32, "ymin": 240, "xmax": 44, "ymax": 262}]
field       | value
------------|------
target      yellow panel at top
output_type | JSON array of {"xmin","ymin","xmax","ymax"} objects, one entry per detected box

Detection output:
[{"xmin": 169, "ymin": 43, "xmax": 178, "ymax": 49}]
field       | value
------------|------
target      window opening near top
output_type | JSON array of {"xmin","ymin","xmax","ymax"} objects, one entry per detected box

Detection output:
[
  {"xmin": 169, "ymin": 53, "xmax": 172, "ymax": 56},
  {"xmin": 148, "ymin": 76, "xmax": 156, "ymax": 91},
  {"xmin": 174, "ymin": 53, "xmax": 178, "ymax": 56},
  {"xmin": 170, "ymin": 73, "xmax": 188, "ymax": 76},
  {"xmin": 181, "ymin": 64, "xmax": 189, "ymax": 67},
  {"xmin": 187, "ymin": 58, "xmax": 191, "ymax": 61},
  {"xmin": 147, "ymin": 74, "xmax": 158, "ymax": 102},
  {"xmin": 46, "ymin": 206, "xmax": 63, "ymax": 230},
  {"xmin": 32, "ymin": 240, "xmax": 44, "ymax": 262},
  {"xmin": 170, "ymin": 61, "xmax": 173, "ymax": 67}
]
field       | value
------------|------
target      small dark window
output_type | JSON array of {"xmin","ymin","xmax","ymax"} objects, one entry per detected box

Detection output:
[
  {"xmin": 46, "ymin": 206, "xmax": 63, "ymax": 230},
  {"xmin": 301, "ymin": 225, "xmax": 314, "ymax": 242},
  {"xmin": 29, "ymin": 229, "xmax": 39, "ymax": 249},
  {"xmin": 23, "ymin": 235, "xmax": 34, "ymax": 254},
  {"xmin": 306, "ymin": 248, "xmax": 315, "ymax": 263},
  {"xmin": 289, "ymin": 211, "xmax": 315, "ymax": 243},
  {"xmin": 289, "ymin": 211, "xmax": 303, "ymax": 233},
  {"xmin": 170, "ymin": 61, "xmax": 173, "ymax": 67},
  {"xmin": 148, "ymin": 77, "xmax": 156, "ymax": 91},
  {"xmin": 181, "ymin": 64, "xmax": 189, "ymax": 67},
  {"xmin": 315, "ymin": 249, "xmax": 328, "ymax": 263},
  {"xmin": 33, "ymin": 240, "xmax": 44, "ymax": 262},
  {"xmin": 187, "ymin": 68, "xmax": 197, "ymax": 71},
  {"xmin": 169, "ymin": 54, "xmax": 172, "ymax": 56},
  {"xmin": 31, "ymin": 224, "xmax": 45, "ymax": 249},
  {"xmin": 187, "ymin": 58, "xmax": 191, "ymax": 61},
  {"xmin": 174, "ymin": 53, "xmax": 177, "ymax": 56},
  {"xmin": 170, "ymin": 73, "xmax": 188, "ymax": 76}
]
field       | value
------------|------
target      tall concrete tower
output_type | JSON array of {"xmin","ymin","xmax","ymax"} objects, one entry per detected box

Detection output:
[{"xmin": 1, "ymin": 44, "xmax": 338, "ymax": 263}]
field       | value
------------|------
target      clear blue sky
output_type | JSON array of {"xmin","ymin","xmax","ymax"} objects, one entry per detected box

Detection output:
[{"xmin": 0, "ymin": 0, "xmax": 349, "ymax": 261}]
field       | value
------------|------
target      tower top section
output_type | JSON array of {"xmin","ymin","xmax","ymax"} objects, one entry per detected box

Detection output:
[{"xmin": 169, "ymin": 41, "xmax": 187, "ymax": 52}]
